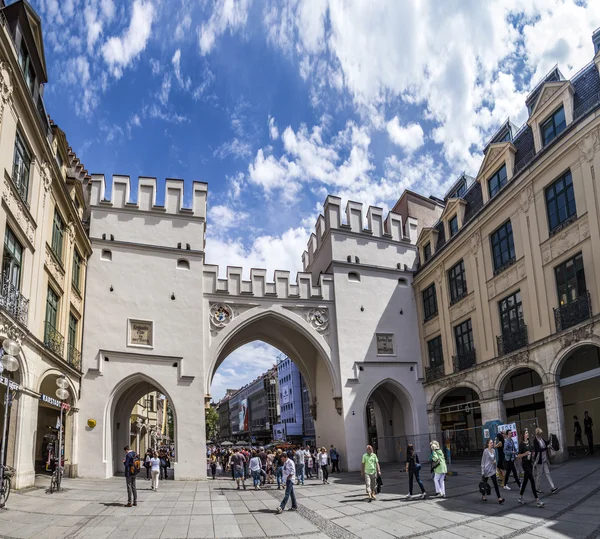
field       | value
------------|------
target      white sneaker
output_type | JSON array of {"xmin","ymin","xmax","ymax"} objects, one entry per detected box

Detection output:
[
  {"xmin": 518, "ymin": 496, "xmax": 525, "ymax": 505},
  {"xmin": 503, "ymin": 485, "xmax": 511, "ymax": 490},
  {"xmin": 405, "ymin": 493, "xmax": 411, "ymax": 499}
]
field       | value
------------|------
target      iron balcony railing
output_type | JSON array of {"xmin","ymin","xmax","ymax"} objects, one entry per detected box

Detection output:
[
  {"xmin": 44, "ymin": 321, "xmax": 64, "ymax": 357},
  {"xmin": 425, "ymin": 363, "xmax": 445, "ymax": 382},
  {"xmin": 67, "ymin": 344, "xmax": 82, "ymax": 370},
  {"xmin": 497, "ymin": 324, "xmax": 528, "ymax": 356},
  {"xmin": 452, "ymin": 349, "xmax": 476, "ymax": 372},
  {"xmin": 0, "ymin": 274, "xmax": 29, "ymax": 326},
  {"xmin": 11, "ymin": 163, "xmax": 30, "ymax": 206},
  {"xmin": 554, "ymin": 291, "xmax": 592, "ymax": 332}
]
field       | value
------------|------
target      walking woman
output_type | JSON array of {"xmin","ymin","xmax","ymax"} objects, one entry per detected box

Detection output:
[
  {"xmin": 144, "ymin": 450, "xmax": 152, "ymax": 480},
  {"xmin": 430, "ymin": 441, "xmax": 447, "ymax": 497},
  {"xmin": 495, "ymin": 432, "xmax": 506, "ymax": 487},
  {"xmin": 481, "ymin": 439, "xmax": 505, "ymax": 504},
  {"xmin": 533, "ymin": 428, "xmax": 558, "ymax": 494},
  {"xmin": 319, "ymin": 447, "xmax": 330, "ymax": 484},
  {"xmin": 210, "ymin": 454, "xmax": 217, "ymax": 479},
  {"xmin": 266, "ymin": 451, "xmax": 275, "ymax": 484},
  {"xmin": 275, "ymin": 449, "xmax": 284, "ymax": 490},
  {"xmin": 405, "ymin": 444, "xmax": 426, "ymax": 499},
  {"xmin": 517, "ymin": 430, "xmax": 544, "ymax": 507},
  {"xmin": 249, "ymin": 451, "xmax": 262, "ymax": 490}
]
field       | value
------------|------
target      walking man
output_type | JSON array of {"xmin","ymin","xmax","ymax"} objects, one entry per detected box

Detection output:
[
  {"xmin": 573, "ymin": 416, "xmax": 585, "ymax": 455},
  {"xmin": 330, "ymin": 446, "xmax": 340, "ymax": 473},
  {"xmin": 230, "ymin": 448, "xmax": 247, "ymax": 490},
  {"xmin": 123, "ymin": 446, "xmax": 137, "ymax": 507},
  {"xmin": 361, "ymin": 445, "xmax": 381, "ymax": 501},
  {"xmin": 502, "ymin": 430, "xmax": 521, "ymax": 490},
  {"xmin": 294, "ymin": 448, "xmax": 305, "ymax": 485},
  {"xmin": 276, "ymin": 452, "xmax": 298, "ymax": 514},
  {"xmin": 584, "ymin": 411, "xmax": 594, "ymax": 454}
]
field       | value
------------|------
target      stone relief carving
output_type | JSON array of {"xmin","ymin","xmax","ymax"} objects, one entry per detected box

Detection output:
[
  {"xmin": 577, "ymin": 127, "xmax": 600, "ymax": 163},
  {"xmin": 469, "ymin": 231, "xmax": 481, "ymax": 255},
  {"xmin": 541, "ymin": 218, "xmax": 589, "ymax": 265},
  {"xmin": 518, "ymin": 185, "xmax": 533, "ymax": 213},
  {"xmin": 0, "ymin": 312, "xmax": 25, "ymax": 342},
  {"xmin": 41, "ymin": 161, "xmax": 52, "ymax": 208},
  {"xmin": 435, "ymin": 267, "xmax": 443, "ymax": 284},
  {"xmin": 560, "ymin": 323, "xmax": 594, "ymax": 349},
  {"xmin": 449, "ymin": 294, "xmax": 475, "ymax": 323},
  {"xmin": 501, "ymin": 349, "xmax": 530, "ymax": 370},
  {"xmin": 486, "ymin": 147, "xmax": 502, "ymax": 165},
  {"xmin": 537, "ymin": 86, "xmax": 561, "ymax": 110},
  {"xmin": 0, "ymin": 62, "xmax": 13, "ymax": 128},
  {"xmin": 487, "ymin": 260, "xmax": 526, "ymax": 300},
  {"xmin": 45, "ymin": 244, "xmax": 65, "ymax": 289},
  {"xmin": 67, "ymin": 221, "xmax": 75, "ymax": 245},
  {"xmin": 306, "ymin": 308, "xmax": 329, "ymax": 333},
  {"xmin": 3, "ymin": 178, "xmax": 35, "ymax": 244},
  {"xmin": 592, "ymin": 166, "xmax": 596, "ymax": 182},
  {"xmin": 209, "ymin": 303, "xmax": 235, "ymax": 331},
  {"xmin": 436, "ymin": 373, "xmax": 467, "ymax": 389},
  {"xmin": 70, "ymin": 288, "xmax": 83, "ymax": 314}
]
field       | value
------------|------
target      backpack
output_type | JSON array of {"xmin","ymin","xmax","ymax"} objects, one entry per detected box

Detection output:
[
  {"xmin": 550, "ymin": 434, "xmax": 560, "ymax": 452},
  {"xmin": 130, "ymin": 455, "xmax": 141, "ymax": 476}
]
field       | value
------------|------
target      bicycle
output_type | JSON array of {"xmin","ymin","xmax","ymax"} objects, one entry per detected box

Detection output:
[
  {"xmin": 48, "ymin": 458, "xmax": 64, "ymax": 494},
  {"xmin": 0, "ymin": 465, "xmax": 15, "ymax": 507}
]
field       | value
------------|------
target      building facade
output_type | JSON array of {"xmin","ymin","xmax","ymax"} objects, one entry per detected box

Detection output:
[
  {"xmin": 0, "ymin": 1, "xmax": 91, "ymax": 488},
  {"xmin": 273, "ymin": 357, "xmax": 304, "ymax": 441},
  {"xmin": 413, "ymin": 32, "xmax": 600, "ymax": 460}
]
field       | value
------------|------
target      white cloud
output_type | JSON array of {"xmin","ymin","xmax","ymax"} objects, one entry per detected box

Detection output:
[
  {"xmin": 84, "ymin": 5, "xmax": 102, "ymax": 53},
  {"xmin": 158, "ymin": 74, "xmax": 171, "ymax": 106},
  {"xmin": 175, "ymin": 14, "xmax": 192, "ymax": 41},
  {"xmin": 149, "ymin": 58, "xmax": 161, "ymax": 76},
  {"xmin": 386, "ymin": 116, "xmax": 425, "ymax": 153},
  {"xmin": 208, "ymin": 204, "xmax": 248, "ymax": 229},
  {"xmin": 100, "ymin": 0, "xmax": 116, "ymax": 21},
  {"xmin": 214, "ymin": 138, "xmax": 252, "ymax": 160},
  {"xmin": 268, "ymin": 115, "xmax": 279, "ymax": 140},
  {"xmin": 199, "ymin": 0, "xmax": 253, "ymax": 55},
  {"xmin": 193, "ymin": 67, "xmax": 216, "ymax": 100},
  {"xmin": 172, "ymin": 49, "xmax": 191, "ymax": 90},
  {"xmin": 102, "ymin": 0, "xmax": 155, "ymax": 78}
]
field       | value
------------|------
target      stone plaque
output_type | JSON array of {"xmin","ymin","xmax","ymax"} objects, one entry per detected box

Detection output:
[
  {"xmin": 376, "ymin": 333, "xmax": 395, "ymax": 355},
  {"xmin": 128, "ymin": 319, "xmax": 153, "ymax": 347}
]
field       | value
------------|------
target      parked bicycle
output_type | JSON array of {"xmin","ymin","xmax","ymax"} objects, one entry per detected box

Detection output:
[
  {"xmin": 0, "ymin": 465, "xmax": 15, "ymax": 507},
  {"xmin": 48, "ymin": 457, "xmax": 65, "ymax": 494}
]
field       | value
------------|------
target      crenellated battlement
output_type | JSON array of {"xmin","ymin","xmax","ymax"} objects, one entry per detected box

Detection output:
[
  {"xmin": 90, "ymin": 174, "xmax": 207, "ymax": 219},
  {"xmin": 203, "ymin": 266, "xmax": 334, "ymax": 301},
  {"xmin": 302, "ymin": 196, "xmax": 409, "ymax": 270}
]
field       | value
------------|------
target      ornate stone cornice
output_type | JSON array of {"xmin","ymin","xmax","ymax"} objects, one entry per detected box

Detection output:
[
  {"xmin": 541, "ymin": 217, "xmax": 589, "ymax": 266},
  {"xmin": 487, "ymin": 259, "xmax": 526, "ymax": 300},
  {"xmin": 2, "ymin": 176, "xmax": 35, "ymax": 245},
  {"xmin": 577, "ymin": 126, "xmax": 600, "ymax": 163}
]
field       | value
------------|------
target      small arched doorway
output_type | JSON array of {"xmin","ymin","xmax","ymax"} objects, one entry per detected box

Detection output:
[
  {"xmin": 558, "ymin": 344, "xmax": 600, "ymax": 454},
  {"xmin": 501, "ymin": 368, "xmax": 546, "ymax": 435},
  {"xmin": 437, "ymin": 387, "xmax": 482, "ymax": 458},
  {"xmin": 35, "ymin": 373, "xmax": 75, "ymax": 476},
  {"xmin": 365, "ymin": 380, "xmax": 413, "ymax": 463},
  {"xmin": 110, "ymin": 376, "xmax": 175, "ymax": 477}
]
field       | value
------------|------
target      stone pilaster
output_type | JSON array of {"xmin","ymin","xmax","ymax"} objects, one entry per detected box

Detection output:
[
  {"xmin": 543, "ymin": 382, "xmax": 568, "ymax": 463},
  {"xmin": 479, "ymin": 395, "xmax": 506, "ymax": 424},
  {"xmin": 427, "ymin": 407, "xmax": 441, "ymax": 438}
]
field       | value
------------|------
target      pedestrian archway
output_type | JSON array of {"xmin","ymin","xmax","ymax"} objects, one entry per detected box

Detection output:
[
  {"xmin": 557, "ymin": 344, "xmax": 600, "ymax": 454},
  {"xmin": 436, "ymin": 387, "xmax": 482, "ymax": 458}
]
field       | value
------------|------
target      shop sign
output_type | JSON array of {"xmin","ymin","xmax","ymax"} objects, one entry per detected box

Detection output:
[
  {"xmin": 128, "ymin": 319, "xmax": 153, "ymax": 347},
  {"xmin": 376, "ymin": 333, "xmax": 395, "ymax": 355},
  {"xmin": 40, "ymin": 394, "xmax": 71, "ymax": 411},
  {"xmin": 0, "ymin": 375, "xmax": 19, "ymax": 391}
]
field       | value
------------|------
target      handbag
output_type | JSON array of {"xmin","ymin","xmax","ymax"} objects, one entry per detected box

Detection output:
[
  {"xmin": 479, "ymin": 477, "xmax": 491, "ymax": 496},
  {"xmin": 376, "ymin": 474, "xmax": 383, "ymax": 494}
]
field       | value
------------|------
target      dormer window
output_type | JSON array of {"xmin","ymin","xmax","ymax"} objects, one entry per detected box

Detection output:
[
  {"xmin": 449, "ymin": 181, "xmax": 466, "ymax": 200},
  {"xmin": 488, "ymin": 164, "xmax": 507, "ymax": 198},
  {"xmin": 423, "ymin": 242, "xmax": 432, "ymax": 262},
  {"xmin": 18, "ymin": 41, "xmax": 35, "ymax": 94},
  {"xmin": 449, "ymin": 215, "xmax": 459, "ymax": 238},
  {"xmin": 541, "ymin": 106, "xmax": 566, "ymax": 147}
]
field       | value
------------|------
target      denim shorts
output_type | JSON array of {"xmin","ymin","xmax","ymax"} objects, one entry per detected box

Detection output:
[{"xmin": 234, "ymin": 466, "xmax": 244, "ymax": 479}]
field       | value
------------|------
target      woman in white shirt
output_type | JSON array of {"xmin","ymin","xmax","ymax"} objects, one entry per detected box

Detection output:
[
  {"xmin": 249, "ymin": 451, "xmax": 262, "ymax": 490},
  {"xmin": 150, "ymin": 451, "xmax": 161, "ymax": 491},
  {"xmin": 319, "ymin": 447, "xmax": 329, "ymax": 484}
]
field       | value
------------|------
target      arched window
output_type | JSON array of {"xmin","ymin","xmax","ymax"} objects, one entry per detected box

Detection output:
[
  {"xmin": 397, "ymin": 277, "xmax": 408, "ymax": 286},
  {"xmin": 101, "ymin": 249, "xmax": 112, "ymax": 261},
  {"xmin": 347, "ymin": 255, "xmax": 352, "ymax": 262},
  {"xmin": 177, "ymin": 259, "xmax": 190, "ymax": 270},
  {"xmin": 348, "ymin": 271, "xmax": 360, "ymax": 282},
  {"xmin": 355, "ymin": 256, "xmax": 360, "ymax": 264}
]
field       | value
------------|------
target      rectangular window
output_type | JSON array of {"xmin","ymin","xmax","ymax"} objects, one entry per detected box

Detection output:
[
  {"xmin": 18, "ymin": 41, "xmax": 35, "ymax": 94},
  {"xmin": 423, "ymin": 242, "xmax": 432, "ymax": 262},
  {"xmin": 449, "ymin": 181, "xmax": 466, "ymax": 199},
  {"xmin": 72, "ymin": 249, "xmax": 82, "ymax": 290},
  {"xmin": 448, "ymin": 260, "xmax": 467, "ymax": 304},
  {"xmin": 422, "ymin": 283, "xmax": 438, "ymax": 321},
  {"xmin": 454, "ymin": 319, "xmax": 474, "ymax": 355},
  {"xmin": 51, "ymin": 210, "xmax": 64, "ymax": 261},
  {"xmin": 45, "ymin": 287, "xmax": 59, "ymax": 329},
  {"xmin": 491, "ymin": 221, "xmax": 516, "ymax": 274},
  {"xmin": 488, "ymin": 164, "xmax": 508, "ymax": 198},
  {"xmin": 2, "ymin": 227, "xmax": 23, "ymax": 288},
  {"xmin": 68, "ymin": 312, "xmax": 78, "ymax": 349},
  {"xmin": 449, "ymin": 215, "xmax": 459, "ymax": 238},
  {"xmin": 546, "ymin": 171, "xmax": 576, "ymax": 234},
  {"xmin": 555, "ymin": 253, "xmax": 586, "ymax": 307},
  {"xmin": 12, "ymin": 132, "xmax": 31, "ymax": 203},
  {"xmin": 427, "ymin": 336, "xmax": 443, "ymax": 368},
  {"xmin": 498, "ymin": 290, "xmax": 524, "ymax": 334},
  {"xmin": 541, "ymin": 106, "xmax": 566, "ymax": 147}
]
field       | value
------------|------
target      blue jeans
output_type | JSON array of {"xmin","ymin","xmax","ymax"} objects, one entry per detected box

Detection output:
[
  {"xmin": 276, "ymin": 466, "xmax": 283, "ymax": 488},
  {"xmin": 252, "ymin": 470, "xmax": 261, "ymax": 488},
  {"xmin": 408, "ymin": 468, "xmax": 425, "ymax": 495},
  {"xmin": 296, "ymin": 464, "xmax": 304, "ymax": 485},
  {"xmin": 280, "ymin": 478, "xmax": 297, "ymax": 510}
]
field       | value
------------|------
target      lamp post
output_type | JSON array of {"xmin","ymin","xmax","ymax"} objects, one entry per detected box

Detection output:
[
  {"xmin": 0, "ymin": 338, "xmax": 21, "ymax": 504},
  {"xmin": 55, "ymin": 375, "xmax": 70, "ymax": 491}
]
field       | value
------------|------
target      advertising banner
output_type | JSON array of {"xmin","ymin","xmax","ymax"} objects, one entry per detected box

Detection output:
[
  {"xmin": 239, "ymin": 399, "xmax": 249, "ymax": 432},
  {"xmin": 497, "ymin": 422, "xmax": 518, "ymax": 438}
]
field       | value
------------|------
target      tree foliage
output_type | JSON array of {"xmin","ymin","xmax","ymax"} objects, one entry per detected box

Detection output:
[{"xmin": 206, "ymin": 406, "xmax": 219, "ymax": 441}]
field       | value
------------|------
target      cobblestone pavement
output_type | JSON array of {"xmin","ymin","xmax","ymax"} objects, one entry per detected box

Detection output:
[{"xmin": 0, "ymin": 455, "xmax": 599, "ymax": 539}]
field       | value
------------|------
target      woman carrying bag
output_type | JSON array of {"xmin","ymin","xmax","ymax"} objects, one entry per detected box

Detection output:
[
  {"xmin": 480, "ymin": 438, "xmax": 505, "ymax": 504},
  {"xmin": 430, "ymin": 440, "xmax": 447, "ymax": 498},
  {"xmin": 405, "ymin": 444, "xmax": 426, "ymax": 499}
]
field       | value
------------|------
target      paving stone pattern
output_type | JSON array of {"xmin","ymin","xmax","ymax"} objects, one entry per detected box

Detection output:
[{"xmin": 0, "ymin": 455, "xmax": 598, "ymax": 538}]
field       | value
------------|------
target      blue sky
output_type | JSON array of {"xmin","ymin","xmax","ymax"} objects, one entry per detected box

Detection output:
[{"xmin": 30, "ymin": 0, "xmax": 600, "ymax": 399}]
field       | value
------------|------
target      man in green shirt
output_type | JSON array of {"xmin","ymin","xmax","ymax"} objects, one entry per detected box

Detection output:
[{"xmin": 361, "ymin": 445, "xmax": 381, "ymax": 500}]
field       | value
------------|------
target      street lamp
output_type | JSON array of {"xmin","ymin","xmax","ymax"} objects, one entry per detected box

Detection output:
[
  {"xmin": 55, "ymin": 375, "xmax": 70, "ymax": 490},
  {"xmin": 0, "ymin": 338, "xmax": 20, "ymax": 504}
]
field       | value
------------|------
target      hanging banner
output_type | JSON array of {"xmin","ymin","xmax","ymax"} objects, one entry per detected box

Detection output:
[{"xmin": 497, "ymin": 422, "xmax": 517, "ymax": 438}]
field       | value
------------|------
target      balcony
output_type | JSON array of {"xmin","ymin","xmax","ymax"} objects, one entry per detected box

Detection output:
[
  {"xmin": 0, "ymin": 275, "xmax": 29, "ymax": 326},
  {"xmin": 44, "ymin": 321, "xmax": 64, "ymax": 357},
  {"xmin": 496, "ymin": 324, "xmax": 528, "ymax": 356},
  {"xmin": 425, "ymin": 363, "xmax": 445, "ymax": 382},
  {"xmin": 452, "ymin": 349, "xmax": 476, "ymax": 372},
  {"xmin": 554, "ymin": 291, "xmax": 592, "ymax": 332},
  {"xmin": 11, "ymin": 163, "xmax": 30, "ymax": 206},
  {"xmin": 67, "ymin": 344, "xmax": 82, "ymax": 370}
]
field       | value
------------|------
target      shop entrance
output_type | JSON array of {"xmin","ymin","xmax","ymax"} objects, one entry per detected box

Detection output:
[{"xmin": 502, "ymin": 368, "xmax": 547, "ymax": 435}]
